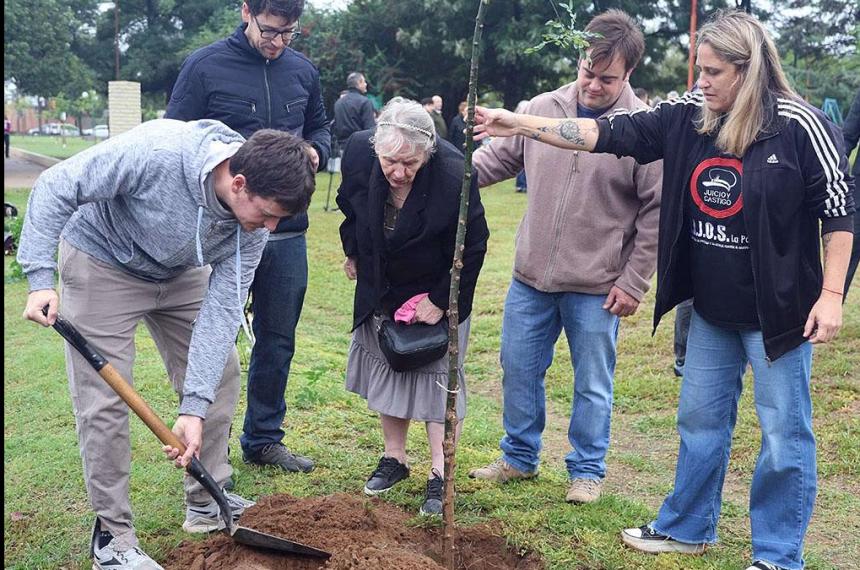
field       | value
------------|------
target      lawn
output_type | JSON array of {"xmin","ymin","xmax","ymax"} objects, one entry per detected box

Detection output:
[
  {"xmin": 4, "ymin": 173, "xmax": 859, "ymax": 570},
  {"xmin": 9, "ymin": 135, "xmax": 99, "ymax": 159}
]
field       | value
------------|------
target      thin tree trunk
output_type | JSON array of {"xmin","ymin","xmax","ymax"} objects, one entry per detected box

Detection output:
[{"xmin": 442, "ymin": 1, "xmax": 490, "ymax": 568}]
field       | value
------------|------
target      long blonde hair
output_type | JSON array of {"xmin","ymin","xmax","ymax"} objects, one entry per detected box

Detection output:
[{"xmin": 696, "ymin": 11, "xmax": 796, "ymax": 156}]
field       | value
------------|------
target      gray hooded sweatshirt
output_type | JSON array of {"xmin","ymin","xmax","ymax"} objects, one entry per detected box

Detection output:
[{"xmin": 18, "ymin": 119, "xmax": 268, "ymax": 418}]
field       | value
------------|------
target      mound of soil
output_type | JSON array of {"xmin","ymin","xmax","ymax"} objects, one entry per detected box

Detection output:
[{"xmin": 163, "ymin": 493, "xmax": 542, "ymax": 570}]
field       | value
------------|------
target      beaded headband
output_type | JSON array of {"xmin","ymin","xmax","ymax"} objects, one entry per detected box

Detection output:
[{"xmin": 377, "ymin": 121, "xmax": 434, "ymax": 139}]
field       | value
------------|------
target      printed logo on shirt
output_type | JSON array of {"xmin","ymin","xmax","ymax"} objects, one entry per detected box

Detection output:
[
  {"xmin": 689, "ymin": 156, "xmax": 748, "ymax": 250},
  {"xmin": 690, "ymin": 157, "xmax": 744, "ymax": 219},
  {"xmin": 766, "ymin": 153, "xmax": 779, "ymax": 164}
]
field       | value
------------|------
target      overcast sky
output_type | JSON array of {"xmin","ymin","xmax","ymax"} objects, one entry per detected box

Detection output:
[{"xmin": 307, "ymin": 0, "xmax": 349, "ymax": 10}]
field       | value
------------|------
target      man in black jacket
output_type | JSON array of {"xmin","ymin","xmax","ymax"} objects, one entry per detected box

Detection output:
[
  {"xmin": 166, "ymin": 0, "xmax": 329, "ymax": 475},
  {"xmin": 333, "ymin": 72, "xmax": 376, "ymax": 149}
]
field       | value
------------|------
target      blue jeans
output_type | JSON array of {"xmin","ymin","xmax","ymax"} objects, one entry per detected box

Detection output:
[
  {"xmin": 515, "ymin": 170, "xmax": 527, "ymax": 190},
  {"xmin": 499, "ymin": 279, "xmax": 619, "ymax": 479},
  {"xmin": 653, "ymin": 310, "xmax": 815, "ymax": 570},
  {"xmin": 240, "ymin": 234, "xmax": 308, "ymax": 456}
]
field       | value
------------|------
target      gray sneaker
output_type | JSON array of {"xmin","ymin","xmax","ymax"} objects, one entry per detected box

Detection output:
[
  {"xmin": 468, "ymin": 458, "xmax": 537, "ymax": 483},
  {"xmin": 91, "ymin": 519, "xmax": 164, "ymax": 570},
  {"xmin": 243, "ymin": 442, "xmax": 315, "ymax": 473},
  {"xmin": 183, "ymin": 492, "xmax": 256, "ymax": 533},
  {"xmin": 565, "ymin": 478, "xmax": 603, "ymax": 504}
]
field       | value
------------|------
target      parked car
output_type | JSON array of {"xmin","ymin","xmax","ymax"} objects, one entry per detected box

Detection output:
[
  {"xmin": 91, "ymin": 124, "xmax": 109, "ymax": 139},
  {"xmin": 28, "ymin": 123, "xmax": 80, "ymax": 136}
]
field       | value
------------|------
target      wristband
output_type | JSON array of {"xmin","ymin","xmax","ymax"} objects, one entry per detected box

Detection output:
[{"xmin": 821, "ymin": 287, "xmax": 843, "ymax": 297}]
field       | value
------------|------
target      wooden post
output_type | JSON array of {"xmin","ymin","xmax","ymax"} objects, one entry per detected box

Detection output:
[{"xmin": 442, "ymin": 1, "xmax": 489, "ymax": 568}]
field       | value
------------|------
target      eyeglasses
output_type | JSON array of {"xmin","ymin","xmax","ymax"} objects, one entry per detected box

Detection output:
[{"xmin": 253, "ymin": 14, "xmax": 301, "ymax": 42}]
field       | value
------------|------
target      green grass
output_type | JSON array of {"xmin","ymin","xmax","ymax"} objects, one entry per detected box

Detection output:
[
  {"xmin": 10, "ymin": 135, "xmax": 99, "ymax": 159},
  {"xmin": 4, "ymin": 173, "xmax": 859, "ymax": 569}
]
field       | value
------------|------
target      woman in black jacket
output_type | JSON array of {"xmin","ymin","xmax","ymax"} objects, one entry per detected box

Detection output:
[
  {"xmin": 474, "ymin": 11, "xmax": 853, "ymax": 570},
  {"xmin": 337, "ymin": 97, "xmax": 489, "ymax": 516}
]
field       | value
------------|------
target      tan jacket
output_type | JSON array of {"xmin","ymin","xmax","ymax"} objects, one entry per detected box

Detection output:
[{"xmin": 473, "ymin": 82, "xmax": 663, "ymax": 300}]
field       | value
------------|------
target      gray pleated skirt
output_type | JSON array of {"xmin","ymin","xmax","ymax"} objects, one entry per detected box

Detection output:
[{"xmin": 345, "ymin": 314, "xmax": 469, "ymax": 423}]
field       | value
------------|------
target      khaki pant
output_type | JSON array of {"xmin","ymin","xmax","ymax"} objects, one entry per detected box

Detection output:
[{"xmin": 58, "ymin": 241, "xmax": 240, "ymax": 547}]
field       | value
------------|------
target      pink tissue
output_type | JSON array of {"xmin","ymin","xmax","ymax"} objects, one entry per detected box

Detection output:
[{"xmin": 394, "ymin": 293, "xmax": 430, "ymax": 324}]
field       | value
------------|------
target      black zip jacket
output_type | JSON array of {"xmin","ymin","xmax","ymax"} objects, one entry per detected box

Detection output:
[
  {"xmin": 337, "ymin": 130, "xmax": 489, "ymax": 331},
  {"xmin": 595, "ymin": 92, "xmax": 855, "ymax": 360},
  {"xmin": 333, "ymin": 89, "xmax": 376, "ymax": 147},
  {"xmin": 166, "ymin": 24, "xmax": 331, "ymax": 234}
]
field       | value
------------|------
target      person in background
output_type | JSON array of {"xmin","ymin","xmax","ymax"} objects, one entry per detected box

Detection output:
[
  {"xmin": 842, "ymin": 88, "xmax": 860, "ymax": 299},
  {"xmin": 337, "ymin": 97, "xmax": 489, "ymax": 517},
  {"xmin": 4, "ymin": 115, "xmax": 11, "ymax": 158},
  {"xmin": 447, "ymin": 100, "xmax": 468, "ymax": 151},
  {"xmin": 333, "ymin": 72, "xmax": 376, "ymax": 149},
  {"xmin": 468, "ymin": 10, "xmax": 662, "ymax": 506},
  {"xmin": 166, "ymin": 0, "xmax": 330, "ymax": 475},
  {"xmin": 19, "ymin": 120, "xmax": 315, "ymax": 570},
  {"xmin": 474, "ymin": 10, "xmax": 853, "ymax": 569},
  {"xmin": 422, "ymin": 95, "xmax": 448, "ymax": 140}
]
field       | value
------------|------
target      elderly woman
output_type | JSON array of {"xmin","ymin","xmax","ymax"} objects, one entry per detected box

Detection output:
[
  {"xmin": 336, "ymin": 97, "xmax": 489, "ymax": 516},
  {"xmin": 475, "ymin": 11, "xmax": 853, "ymax": 570}
]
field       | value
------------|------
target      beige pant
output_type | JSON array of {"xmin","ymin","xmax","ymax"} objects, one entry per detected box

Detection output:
[{"xmin": 58, "ymin": 241, "xmax": 240, "ymax": 546}]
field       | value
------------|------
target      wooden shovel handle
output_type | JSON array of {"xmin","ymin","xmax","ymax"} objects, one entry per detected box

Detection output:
[
  {"xmin": 97, "ymin": 362, "xmax": 186, "ymax": 453},
  {"xmin": 50, "ymin": 312, "xmax": 185, "ymax": 453}
]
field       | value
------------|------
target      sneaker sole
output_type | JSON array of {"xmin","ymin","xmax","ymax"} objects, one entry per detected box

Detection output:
[
  {"xmin": 565, "ymin": 494, "xmax": 600, "ymax": 504},
  {"xmin": 243, "ymin": 458, "xmax": 315, "ymax": 474},
  {"xmin": 182, "ymin": 520, "xmax": 224, "ymax": 534},
  {"xmin": 418, "ymin": 507, "xmax": 442, "ymax": 517},
  {"xmin": 621, "ymin": 533, "xmax": 706, "ymax": 554},
  {"xmin": 363, "ymin": 485, "xmax": 394, "ymax": 496}
]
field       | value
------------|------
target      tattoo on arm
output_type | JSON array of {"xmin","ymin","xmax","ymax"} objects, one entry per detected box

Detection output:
[{"xmin": 534, "ymin": 120, "xmax": 590, "ymax": 147}]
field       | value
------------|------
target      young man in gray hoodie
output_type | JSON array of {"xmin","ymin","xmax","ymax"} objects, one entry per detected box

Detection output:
[
  {"xmin": 468, "ymin": 10, "xmax": 663, "ymax": 505},
  {"xmin": 19, "ymin": 119, "xmax": 315, "ymax": 570}
]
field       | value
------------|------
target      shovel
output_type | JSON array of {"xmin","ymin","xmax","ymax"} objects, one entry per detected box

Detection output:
[{"xmin": 48, "ymin": 311, "xmax": 331, "ymax": 559}]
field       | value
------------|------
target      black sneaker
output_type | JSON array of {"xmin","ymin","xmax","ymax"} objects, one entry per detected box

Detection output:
[
  {"xmin": 243, "ymin": 442, "xmax": 315, "ymax": 473},
  {"xmin": 419, "ymin": 469, "xmax": 444, "ymax": 516},
  {"xmin": 364, "ymin": 456, "xmax": 410, "ymax": 495},
  {"xmin": 621, "ymin": 524, "xmax": 705, "ymax": 554}
]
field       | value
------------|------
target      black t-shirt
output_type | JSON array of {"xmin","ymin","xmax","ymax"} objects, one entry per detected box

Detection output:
[{"xmin": 687, "ymin": 138, "xmax": 760, "ymax": 329}]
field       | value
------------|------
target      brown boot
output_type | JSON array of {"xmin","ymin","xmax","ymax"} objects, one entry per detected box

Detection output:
[{"xmin": 468, "ymin": 458, "xmax": 537, "ymax": 483}]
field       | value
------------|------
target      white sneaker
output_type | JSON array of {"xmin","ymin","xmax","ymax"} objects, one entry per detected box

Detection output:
[
  {"xmin": 183, "ymin": 491, "xmax": 256, "ymax": 533},
  {"xmin": 91, "ymin": 519, "xmax": 163, "ymax": 570}
]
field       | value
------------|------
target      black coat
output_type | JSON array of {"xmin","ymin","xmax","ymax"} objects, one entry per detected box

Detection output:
[
  {"xmin": 337, "ymin": 130, "xmax": 490, "ymax": 330},
  {"xmin": 333, "ymin": 89, "xmax": 376, "ymax": 146},
  {"xmin": 596, "ymin": 92, "xmax": 855, "ymax": 360},
  {"xmin": 448, "ymin": 114, "xmax": 467, "ymax": 152}
]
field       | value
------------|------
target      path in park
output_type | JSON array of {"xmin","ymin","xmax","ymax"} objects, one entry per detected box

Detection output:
[{"xmin": 4, "ymin": 156, "xmax": 45, "ymax": 189}]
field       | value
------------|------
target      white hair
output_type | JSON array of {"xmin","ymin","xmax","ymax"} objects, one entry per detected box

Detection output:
[{"xmin": 371, "ymin": 97, "xmax": 437, "ymax": 159}]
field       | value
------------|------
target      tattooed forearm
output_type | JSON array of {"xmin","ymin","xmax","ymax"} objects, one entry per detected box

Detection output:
[
  {"xmin": 522, "ymin": 118, "xmax": 598, "ymax": 150},
  {"xmin": 533, "ymin": 120, "xmax": 595, "ymax": 147}
]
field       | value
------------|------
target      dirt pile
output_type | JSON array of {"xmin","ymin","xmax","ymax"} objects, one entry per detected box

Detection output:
[{"xmin": 163, "ymin": 493, "xmax": 542, "ymax": 570}]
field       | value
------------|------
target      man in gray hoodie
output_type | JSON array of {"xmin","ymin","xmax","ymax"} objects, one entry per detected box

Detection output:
[
  {"xmin": 468, "ymin": 10, "xmax": 662, "ymax": 505},
  {"xmin": 19, "ymin": 119, "xmax": 315, "ymax": 570}
]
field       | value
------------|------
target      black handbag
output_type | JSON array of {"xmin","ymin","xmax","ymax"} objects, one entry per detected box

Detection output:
[{"xmin": 377, "ymin": 317, "xmax": 449, "ymax": 372}]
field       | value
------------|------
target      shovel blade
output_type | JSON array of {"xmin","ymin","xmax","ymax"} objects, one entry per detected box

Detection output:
[{"xmin": 229, "ymin": 525, "xmax": 331, "ymax": 559}]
